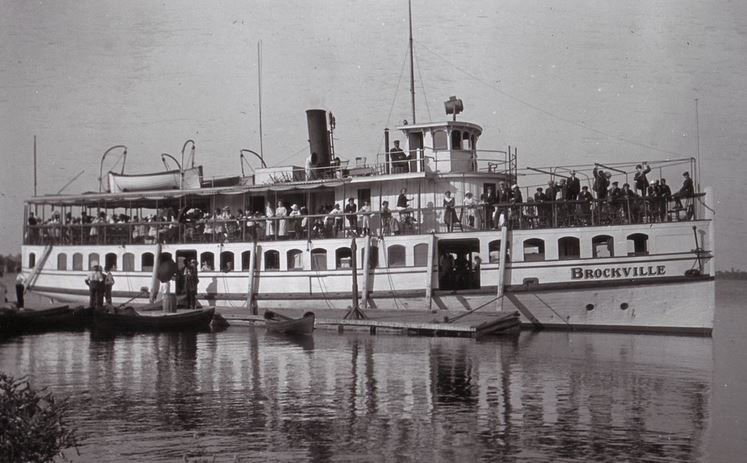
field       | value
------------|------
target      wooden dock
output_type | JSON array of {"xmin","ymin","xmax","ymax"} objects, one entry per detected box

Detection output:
[{"xmin": 217, "ymin": 307, "xmax": 520, "ymax": 338}]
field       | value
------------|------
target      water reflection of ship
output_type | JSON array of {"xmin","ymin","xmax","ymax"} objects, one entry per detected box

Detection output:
[{"xmin": 18, "ymin": 327, "xmax": 711, "ymax": 460}]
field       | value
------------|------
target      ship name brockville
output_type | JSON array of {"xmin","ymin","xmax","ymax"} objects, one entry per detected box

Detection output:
[{"xmin": 571, "ymin": 265, "xmax": 666, "ymax": 280}]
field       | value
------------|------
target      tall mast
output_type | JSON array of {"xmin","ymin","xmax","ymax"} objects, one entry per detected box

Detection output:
[
  {"xmin": 695, "ymin": 98, "xmax": 700, "ymax": 190},
  {"xmin": 408, "ymin": 0, "xmax": 416, "ymax": 124},
  {"xmin": 33, "ymin": 135, "xmax": 37, "ymax": 196},
  {"xmin": 258, "ymin": 40, "xmax": 265, "ymax": 164}
]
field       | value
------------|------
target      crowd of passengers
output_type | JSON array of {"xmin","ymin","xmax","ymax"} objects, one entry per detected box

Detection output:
[{"xmin": 26, "ymin": 163, "xmax": 697, "ymax": 244}]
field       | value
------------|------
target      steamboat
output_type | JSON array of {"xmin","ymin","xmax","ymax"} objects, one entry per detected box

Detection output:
[
  {"xmin": 19, "ymin": 98, "xmax": 715, "ymax": 334},
  {"xmin": 18, "ymin": 9, "xmax": 715, "ymax": 334}
]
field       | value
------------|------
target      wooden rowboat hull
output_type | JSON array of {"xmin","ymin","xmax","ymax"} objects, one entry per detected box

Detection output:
[
  {"xmin": 93, "ymin": 307, "xmax": 215, "ymax": 332},
  {"xmin": 264, "ymin": 310, "xmax": 315, "ymax": 336},
  {"xmin": 0, "ymin": 305, "xmax": 92, "ymax": 335}
]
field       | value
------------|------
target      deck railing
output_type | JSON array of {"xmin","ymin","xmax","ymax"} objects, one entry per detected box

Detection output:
[{"xmin": 24, "ymin": 193, "xmax": 705, "ymax": 247}]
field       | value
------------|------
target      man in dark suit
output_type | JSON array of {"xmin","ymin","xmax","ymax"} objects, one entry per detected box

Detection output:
[
  {"xmin": 566, "ymin": 170, "xmax": 581, "ymax": 200},
  {"xmin": 634, "ymin": 162, "xmax": 652, "ymax": 196},
  {"xmin": 593, "ymin": 166, "xmax": 610, "ymax": 200}
]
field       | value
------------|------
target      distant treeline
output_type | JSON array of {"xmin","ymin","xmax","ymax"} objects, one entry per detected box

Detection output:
[
  {"xmin": 716, "ymin": 269, "xmax": 747, "ymax": 280},
  {"xmin": 0, "ymin": 254, "xmax": 21, "ymax": 274}
]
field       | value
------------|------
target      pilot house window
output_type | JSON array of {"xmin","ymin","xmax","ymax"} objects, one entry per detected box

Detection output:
[{"xmin": 433, "ymin": 130, "xmax": 448, "ymax": 150}]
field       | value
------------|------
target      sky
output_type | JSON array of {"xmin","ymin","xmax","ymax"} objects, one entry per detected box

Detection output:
[{"xmin": 1, "ymin": 0, "xmax": 745, "ymax": 269}]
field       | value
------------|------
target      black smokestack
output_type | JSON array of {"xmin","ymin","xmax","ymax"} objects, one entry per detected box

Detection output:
[{"xmin": 306, "ymin": 109, "xmax": 331, "ymax": 168}]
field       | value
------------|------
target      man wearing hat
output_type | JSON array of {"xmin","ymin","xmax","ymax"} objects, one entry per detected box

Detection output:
[
  {"xmin": 510, "ymin": 184, "xmax": 523, "ymax": 228},
  {"xmin": 592, "ymin": 166, "xmax": 609, "ymax": 200},
  {"xmin": 566, "ymin": 170, "xmax": 581, "ymax": 201},
  {"xmin": 579, "ymin": 185, "xmax": 593, "ymax": 224},
  {"xmin": 673, "ymin": 172, "xmax": 695, "ymax": 213},
  {"xmin": 534, "ymin": 187, "xmax": 547, "ymax": 226},
  {"xmin": 634, "ymin": 162, "xmax": 651, "ymax": 197},
  {"xmin": 344, "ymin": 197, "xmax": 358, "ymax": 235}
]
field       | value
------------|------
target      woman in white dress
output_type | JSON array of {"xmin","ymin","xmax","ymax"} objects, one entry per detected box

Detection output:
[
  {"xmin": 276, "ymin": 201, "xmax": 288, "ymax": 239},
  {"xmin": 265, "ymin": 202, "xmax": 275, "ymax": 240}
]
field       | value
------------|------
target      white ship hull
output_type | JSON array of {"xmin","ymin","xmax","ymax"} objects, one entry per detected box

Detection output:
[{"xmin": 23, "ymin": 219, "xmax": 715, "ymax": 335}]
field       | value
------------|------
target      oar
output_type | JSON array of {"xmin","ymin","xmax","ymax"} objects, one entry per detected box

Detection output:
[{"xmin": 116, "ymin": 287, "xmax": 149, "ymax": 310}]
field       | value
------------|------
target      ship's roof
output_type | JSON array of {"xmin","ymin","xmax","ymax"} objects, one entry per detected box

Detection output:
[
  {"xmin": 25, "ymin": 178, "xmax": 351, "ymax": 205},
  {"xmin": 396, "ymin": 120, "xmax": 483, "ymax": 135}
]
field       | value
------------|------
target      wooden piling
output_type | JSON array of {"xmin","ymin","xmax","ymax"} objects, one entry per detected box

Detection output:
[
  {"xmin": 246, "ymin": 241, "xmax": 258, "ymax": 314},
  {"xmin": 425, "ymin": 233, "xmax": 436, "ymax": 310},
  {"xmin": 361, "ymin": 234, "xmax": 371, "ymax": 310},
  {"xmin": 496, "ymin": 219, "xmax": 508, "ymax": 310}
]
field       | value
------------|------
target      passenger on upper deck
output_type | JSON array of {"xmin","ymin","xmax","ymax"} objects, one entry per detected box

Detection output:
[
  {"xmin": 593, "ymin": 167, "xmax": 610, "ymax": 200},
  {"xmin": 442, "ymin": 191, "xmax": 457, "ymax": 232},
  {"xmin": 380, "ymin": 201, "xmax": 392, "ymax": 235},
  {"xmin": 276, "ymin": 201, "xmax": 288, "ymax": 240},
  {"xmin": 566, "ymin": 170, "xmax": 581, "ymax": 201},
  {"xmin": 344, "ymin": 198, "xmax": 358, "ymax": 236},
  {"xmin": 27, "ymin": 212, "xmax": 38, "ymax": 244},
  {"xmin": 579, "ymin": 185, "xmax": 593, "ymax": 225},
  {"xmin": 390, "ymin": 140, "xmax": 408, "ymax": 173},
  {"xmin": 634, "ymin": 162, "xmax": 651, "ymax": 197},
  {"xmin": 396, "ymin": 188, "xmax": 413, "ymax": 210},
  {"xmin": 463, "ymin": 192, "xmax": 477, "ymax": 228},
  {"xmin": 359, "ymin": 201, "xmax": 371, "ymax": 236},
  {"xmin": 673, "ymin": 171, "xmax": 695, "ymax": 213}
]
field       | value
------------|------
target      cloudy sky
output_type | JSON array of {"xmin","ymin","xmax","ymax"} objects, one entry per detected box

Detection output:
[{"xmin": 1, "ymin": 0, "xmax": 745, "ymax": 269}]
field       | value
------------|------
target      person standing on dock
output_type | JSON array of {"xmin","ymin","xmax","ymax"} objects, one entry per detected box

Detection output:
[
  {"xmin": 184, "ymin": 259, "xmax": 199, "ymax": 309},
  {"xmin": 14, "ymin": 267, "xmax": 25, "ymax": 308},
  {"xmin": 85, "ymin": 265, "xmax": 105, "ymax": 309},
  {"xmin": 104, "ymin": 266, "xmax": 115, "ymax": 306}
]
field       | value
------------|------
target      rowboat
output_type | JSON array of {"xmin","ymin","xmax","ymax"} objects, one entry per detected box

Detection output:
[
  {"xmin": 107, "ymin": 166, "xmax": 203, "ymax": 193},
  {"xmin": 263, "ymin": 310, "xmax": 315, "ymax": 335},
  {"xmin": 92, "ymin": 307, "xmax": 215, "ymax": 332},
  {"xmin": 0, "ymin": 305, "xmax": 91, "ymax": 335},
  {"xmin": 474, "ymin": 311, "xmax": 521, "ymax": 338}
]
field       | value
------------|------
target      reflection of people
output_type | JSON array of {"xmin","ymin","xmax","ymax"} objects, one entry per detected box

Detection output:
[{"xmin": 15, "ymin": 267, "xmax": 25, "ymax": 308}]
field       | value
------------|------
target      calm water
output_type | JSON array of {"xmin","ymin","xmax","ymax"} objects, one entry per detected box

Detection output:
[{"xmin": 0, "ymin": 281, "xmax": 745, "ymax": 462}]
